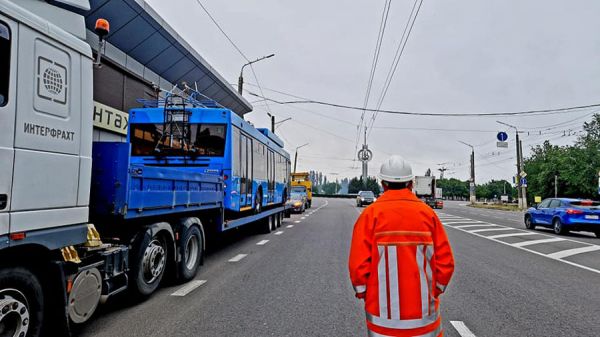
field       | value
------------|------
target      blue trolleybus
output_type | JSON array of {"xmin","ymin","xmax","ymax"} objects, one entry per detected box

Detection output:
[{"xmin": 127, "ymin": 99, "xmax": 291, "ymax": 218}]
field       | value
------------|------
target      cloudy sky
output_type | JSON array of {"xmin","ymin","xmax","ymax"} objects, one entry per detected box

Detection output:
[{"xmin": 148, "ymin": 0, "xmax": 600, "ymax": 183}]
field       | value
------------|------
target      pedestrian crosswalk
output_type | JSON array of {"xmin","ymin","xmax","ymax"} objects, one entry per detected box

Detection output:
[{"xmin": 437, "ymin": 213, "xmax": 600, "ymax": 276}]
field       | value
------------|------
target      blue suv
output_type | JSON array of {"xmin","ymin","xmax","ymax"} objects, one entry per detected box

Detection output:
[{"xmin": 524, "ymin": 198, "xmax": 600, "ymax": 237}]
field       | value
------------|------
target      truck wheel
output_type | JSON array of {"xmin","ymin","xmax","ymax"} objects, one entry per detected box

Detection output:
[
  {"xmin": 0, "ymin": 268, "xmax": 44, "ymax": 337},
  {"xmin": 130, "ymin": 232, "xmax": 168, "ymax": 297},
  {"xmin": 258, "ymin": 216, "xmax": 272, "ymax": 234},
  {"xmin": 276, "ymin": 213, "xmax": 282, "ymax": 228},
  {"xmin": 178, "ymin": 226, "xmax": 203, "ymax": 282}
]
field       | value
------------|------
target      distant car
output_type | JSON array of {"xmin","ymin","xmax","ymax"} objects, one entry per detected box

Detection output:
[
  {"xmin": 288, "ymin": 193, "xmax": 307, "ymax": 213},
  {"xmin": 356, "ymin": 191, "xmax": 376, "ymax": 207},
  {"xmin": 423, "ymin": 198, "xmax": 443, "ymax": 209},
  {"xmin": 524, "ymin": 198, "xmax": 600, "ymax": 237}
]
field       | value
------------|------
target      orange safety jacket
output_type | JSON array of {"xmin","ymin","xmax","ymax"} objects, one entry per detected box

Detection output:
[{"xmin": 349, "ymin": 189, "xmax": 455, "ymax": 337}]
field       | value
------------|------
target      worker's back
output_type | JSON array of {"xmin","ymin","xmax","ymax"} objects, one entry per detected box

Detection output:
[{"xmin": 349, "ymin": 188, "xmax": 454, "ymax": 337}]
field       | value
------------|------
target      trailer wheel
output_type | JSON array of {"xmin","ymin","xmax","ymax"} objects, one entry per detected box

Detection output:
[
  {"xmin": 178, "ymin": 226, "xmax": 203, "ymax": 282},
  {"xmin": 130, "ymin": 232, "xmax": 168, "ymax": 297},
  {"xmin": 258, "ymin": 215, "xmax": 273, "ymax": 234},
  {"xmin": 276, "ymin": 213, "xmax": 282, "ymax": 228},
  {"xmin": 0, "ymin": 267, "xmax": 44, "ymax": 337}
]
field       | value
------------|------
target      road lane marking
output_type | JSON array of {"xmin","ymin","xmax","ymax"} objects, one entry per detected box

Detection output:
[
  {"xmin": 450, "ymin": 321, "xmax": 477, "ymax": 337},
  {"xmin": 256, "ymin": 240, "xmax": 269, "ymax": 245},
  {"xmin": 487, "ymin": 232, "xmax": 538, "ymax": 239},
  {"xmin": 446, "ymin": 223, "xmax": 600, "ymax": 276},
  {"xmin": 228, "ymin": 254, "xmax": 248, "ymax": 262},
  {"xmin": 512, "ymin": 237, "xmax": 566, "ymax": 247},
  {"xmin": 443, "ymin": 221, "xmax": 485, "ymax": 225},
  {"xmin": 454, "ymin": 224, "xmax": 496, "ymax": 229},
  {"xmin": 274, "ymin": 231, "xmax": 284, "ymax": 235},
  {"xmin": 286, "ymin": 225, "xmax": 294, "ymax": 228},
  {"xmin": 469, "ymin": 227, "xmax": 516, "ymax": 233},
  {"xmin": 301, "ymin": 217, "xmax": 306, "ymax": 219},
  {"xmin": 171, "ymin": 280, "xmax": 207, "ymax": 297},
  {"xmin": 547, "ymin": 245, "xmax": 600, "ymax": 259},
  {"xmin": 294, "ymin": 220, "xmax": 301, "ymax": 223}
]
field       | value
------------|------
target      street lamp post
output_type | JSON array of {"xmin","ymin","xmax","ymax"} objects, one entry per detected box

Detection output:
[
  {"xmin": 497, "ymin": 121, "xmax": 527, "ymax": 210},
  {"xmin": 293, "ymin": 143, "xmax": 309, "ymax": 174},
  {"xmin": 459, "ymin": 141, "xmax": 476, "ymax": 204},
  {"xmin": 266, "ymin": 112, "xmax": 291, "ymax": 133},
  {"xmin": 237, "ymin": 54, "xmax": 275, "ymax": 95}
]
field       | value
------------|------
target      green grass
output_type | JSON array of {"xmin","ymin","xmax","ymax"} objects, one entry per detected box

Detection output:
[{"xmin": 468, "ymin": 203, "xmax": 522, "ymax": 211}]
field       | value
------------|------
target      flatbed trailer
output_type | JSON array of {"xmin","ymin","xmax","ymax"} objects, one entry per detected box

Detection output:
[{"xmin": 0, "ymin": 1, "xmax": 291, "ymax": 336}]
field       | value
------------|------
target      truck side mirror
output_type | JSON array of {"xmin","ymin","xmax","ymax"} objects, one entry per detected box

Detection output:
[{"xmin": 94, "ymin": 18, "xmax": 110, "ymax": 67}]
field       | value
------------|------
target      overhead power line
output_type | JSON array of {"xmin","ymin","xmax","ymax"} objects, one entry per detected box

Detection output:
[
  {"xmin": 368, "ymin": 0, "xmax": 423, "ymax": 138},
  {"xmin": 193, "ymin": 0, "xmax": 272, "ymax": 115},
  {"xmin": 247, "ymin": 91, "xmax": 600, "ymax": 117}
]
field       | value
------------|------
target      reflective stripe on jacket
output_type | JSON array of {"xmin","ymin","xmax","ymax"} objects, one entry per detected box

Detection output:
[{"xmin": 349, "ymin": 189, "xmax": 455, "ymax": 337}]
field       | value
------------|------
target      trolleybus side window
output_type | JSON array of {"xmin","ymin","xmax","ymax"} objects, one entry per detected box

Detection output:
[
  {"xmin": 0, "ymin": 22, "xmax": 10, "ymax": 107},
  {"xmin": 232, "ymin": 127, "xmax": 241, "ymax": 176}
]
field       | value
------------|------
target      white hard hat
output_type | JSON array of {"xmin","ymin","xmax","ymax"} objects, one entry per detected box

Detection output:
[{"xmin": 378, "ymin": 155, "xmax": 414, "ymax": 183}]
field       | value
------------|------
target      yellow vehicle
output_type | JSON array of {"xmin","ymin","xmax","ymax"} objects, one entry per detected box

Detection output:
[{"xmin": 291, "ymin": 172, "xmax": 313, "ymax": 208}]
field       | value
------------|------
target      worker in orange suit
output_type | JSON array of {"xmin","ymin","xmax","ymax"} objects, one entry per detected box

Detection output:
[{"xmin": 349, "ymin": 155, "xmax": 455, "ymax": 337}]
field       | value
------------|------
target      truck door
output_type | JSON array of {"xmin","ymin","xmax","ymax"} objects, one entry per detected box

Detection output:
[
  {"xmin": 11, "ymin": 23, "xmax": 90, "ymax": 232},
  {"xmin": 0, "ymin": 16, "xmax": 16, "ymax": 238}
]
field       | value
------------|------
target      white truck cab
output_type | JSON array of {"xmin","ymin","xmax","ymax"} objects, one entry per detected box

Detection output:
[{"xmin": 0, "ymin": 0, "xmax": 93, "ymax": 249}]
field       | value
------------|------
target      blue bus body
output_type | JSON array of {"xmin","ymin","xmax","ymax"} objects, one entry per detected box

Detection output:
[{"xmin": 127, "ymin": 107, "xmax": 291, "ymax": 215}]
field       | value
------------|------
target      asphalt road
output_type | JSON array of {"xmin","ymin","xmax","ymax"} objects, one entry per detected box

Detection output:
[{"xmin": 74, "ymin": 198, "xmax": 600, "ymax": 337}]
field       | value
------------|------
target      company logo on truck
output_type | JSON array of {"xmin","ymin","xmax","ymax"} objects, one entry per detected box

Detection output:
[
  {"xmin": 37, "ymin": 56, "xmax": 68, "ymax": 105},
  {"xmin": 23, "ymin": 122, "xmax": 75, "ymax": 141}
]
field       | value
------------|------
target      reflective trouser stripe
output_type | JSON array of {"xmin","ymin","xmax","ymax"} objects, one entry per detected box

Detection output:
[
  {"xmin": 378, "ymin": 245, "xmax": 388, "ymax": 318},
  {"xmin": 416, "ymin": 245, "xmax": 429, "ymax": 317},
  {"xmin": 366, "ymin": 310, "xmax": 440, "ymax": 330},
  {"xmin": 367, "ymin": 324, "xmax": 442, "ymax": 337},
  {"xmin": 387, "ymin": 246, "xmax": 400, "ymax": 319},
  {"xmin": 354, "ymin": 285, "xmax": 367, "ymax": 293}
]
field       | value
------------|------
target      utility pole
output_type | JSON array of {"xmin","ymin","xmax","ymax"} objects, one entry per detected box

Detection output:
[
  {"xmin": 357, "ymin": 127, "xmax": 373, "ymax": 183},
  {"xmin": 555, "ymin": 174, "xmax": 558, "ymax": 198},
  {"xmin": 438, "ymin": 167, "xmax": 448, "ymax": 180},
  {"xmin": 293, "ymin": 143, "xmax": 309, "ymax": 174},
  {"xmin": 498, "ymin": 121, "xmax": 526, "ymax": 209},
  {"xmin": 266, "ymin": 113, "xmax": 290, "ymax": 134},
  {"xmin": 237, "ymin": 53, "xmax": 275, "ymax": 95},
  {"xmin": 459, "ymin": 141, "xmax": 476, "ymax": 204}
]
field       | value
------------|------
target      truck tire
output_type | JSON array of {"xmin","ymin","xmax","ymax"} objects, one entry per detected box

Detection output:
[
  {"xmin": 0, "ymin": 267, "xmax": 44, "ymax": 337},
  {"xmin": 258, "ymin": 216, "xmax": 272, "ymax": 234},
  {"xmin": 178, "ymin": 226, "xmax": 203, "ymax": 282},
  {"xmin": 130, "ymin": 232, "xmax": 168, "ymax": 297}
]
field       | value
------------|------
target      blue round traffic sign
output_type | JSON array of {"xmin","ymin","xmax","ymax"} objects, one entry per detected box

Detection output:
[{"xmin": 497, "ymin": 131, "xmax": 508, "ymax": 142}]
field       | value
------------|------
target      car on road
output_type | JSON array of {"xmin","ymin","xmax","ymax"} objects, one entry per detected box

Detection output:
[
  {"xmin": 288, "ymin": 192, "xmax": 307, "ymax": 213},
  {"xmin": 356, "ymin": 191, "xmax": 376, "ymax": 207},
  {"xmin": 524, "ymin": 198, "xmax": 600, "ymax": 237},
  {"xmin": 425, "ymin": 198, "xmax": 444, "ymax": 209}
]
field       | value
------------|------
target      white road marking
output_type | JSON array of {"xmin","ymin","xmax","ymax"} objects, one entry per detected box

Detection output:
[
  {"xmin": 445, "ymin": 219, "xmax": 600, "ymax": 276},
  {"xmin": 256, "ymin": 240, "xmax": 269, "ymax": 246},
  {"xmin": 450, "ymin": 321, "xmax": 477, "ymax": 337},
  {"xmin": 274, "ymin": 231, "xmax": 284, "ymax": 235},
  {"xmin": 547, "ymin": 245, "xmax": 600, "ymax": 259},
  {"xmin": 171, "ymin": 280, "xmax": 207, "ymax": 297},
  {"xmin": 286, "ymin": 225, "xmax": 294, "ymax": 228},
  {"xmin": 487, "ymin": 232, "xmax": 538, "ymax": 239},
  {"xmin": 469, "ymin": 227, "xmax": 515, "ymax": 233},
  {"xmin": 301, "ymin": 217, "xmax": 306, "ymax": 219},
  {"xmin": 294, "ymin": 220, "xmax": 301, "ymax": 223},
  {"xmin": 454, "ymin": 224, "xmax": 496, "ymax": 229},
  {"xmin": 512, "ymin": 237, "xmax": 566, "ymax": 247},
  {"xmin": 443, "ymin": 221, "xmax": 485, "ymax": 225},
  {"xmin": 228, "ymin": 254, "xmax": 248, "ymax": 262}
]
